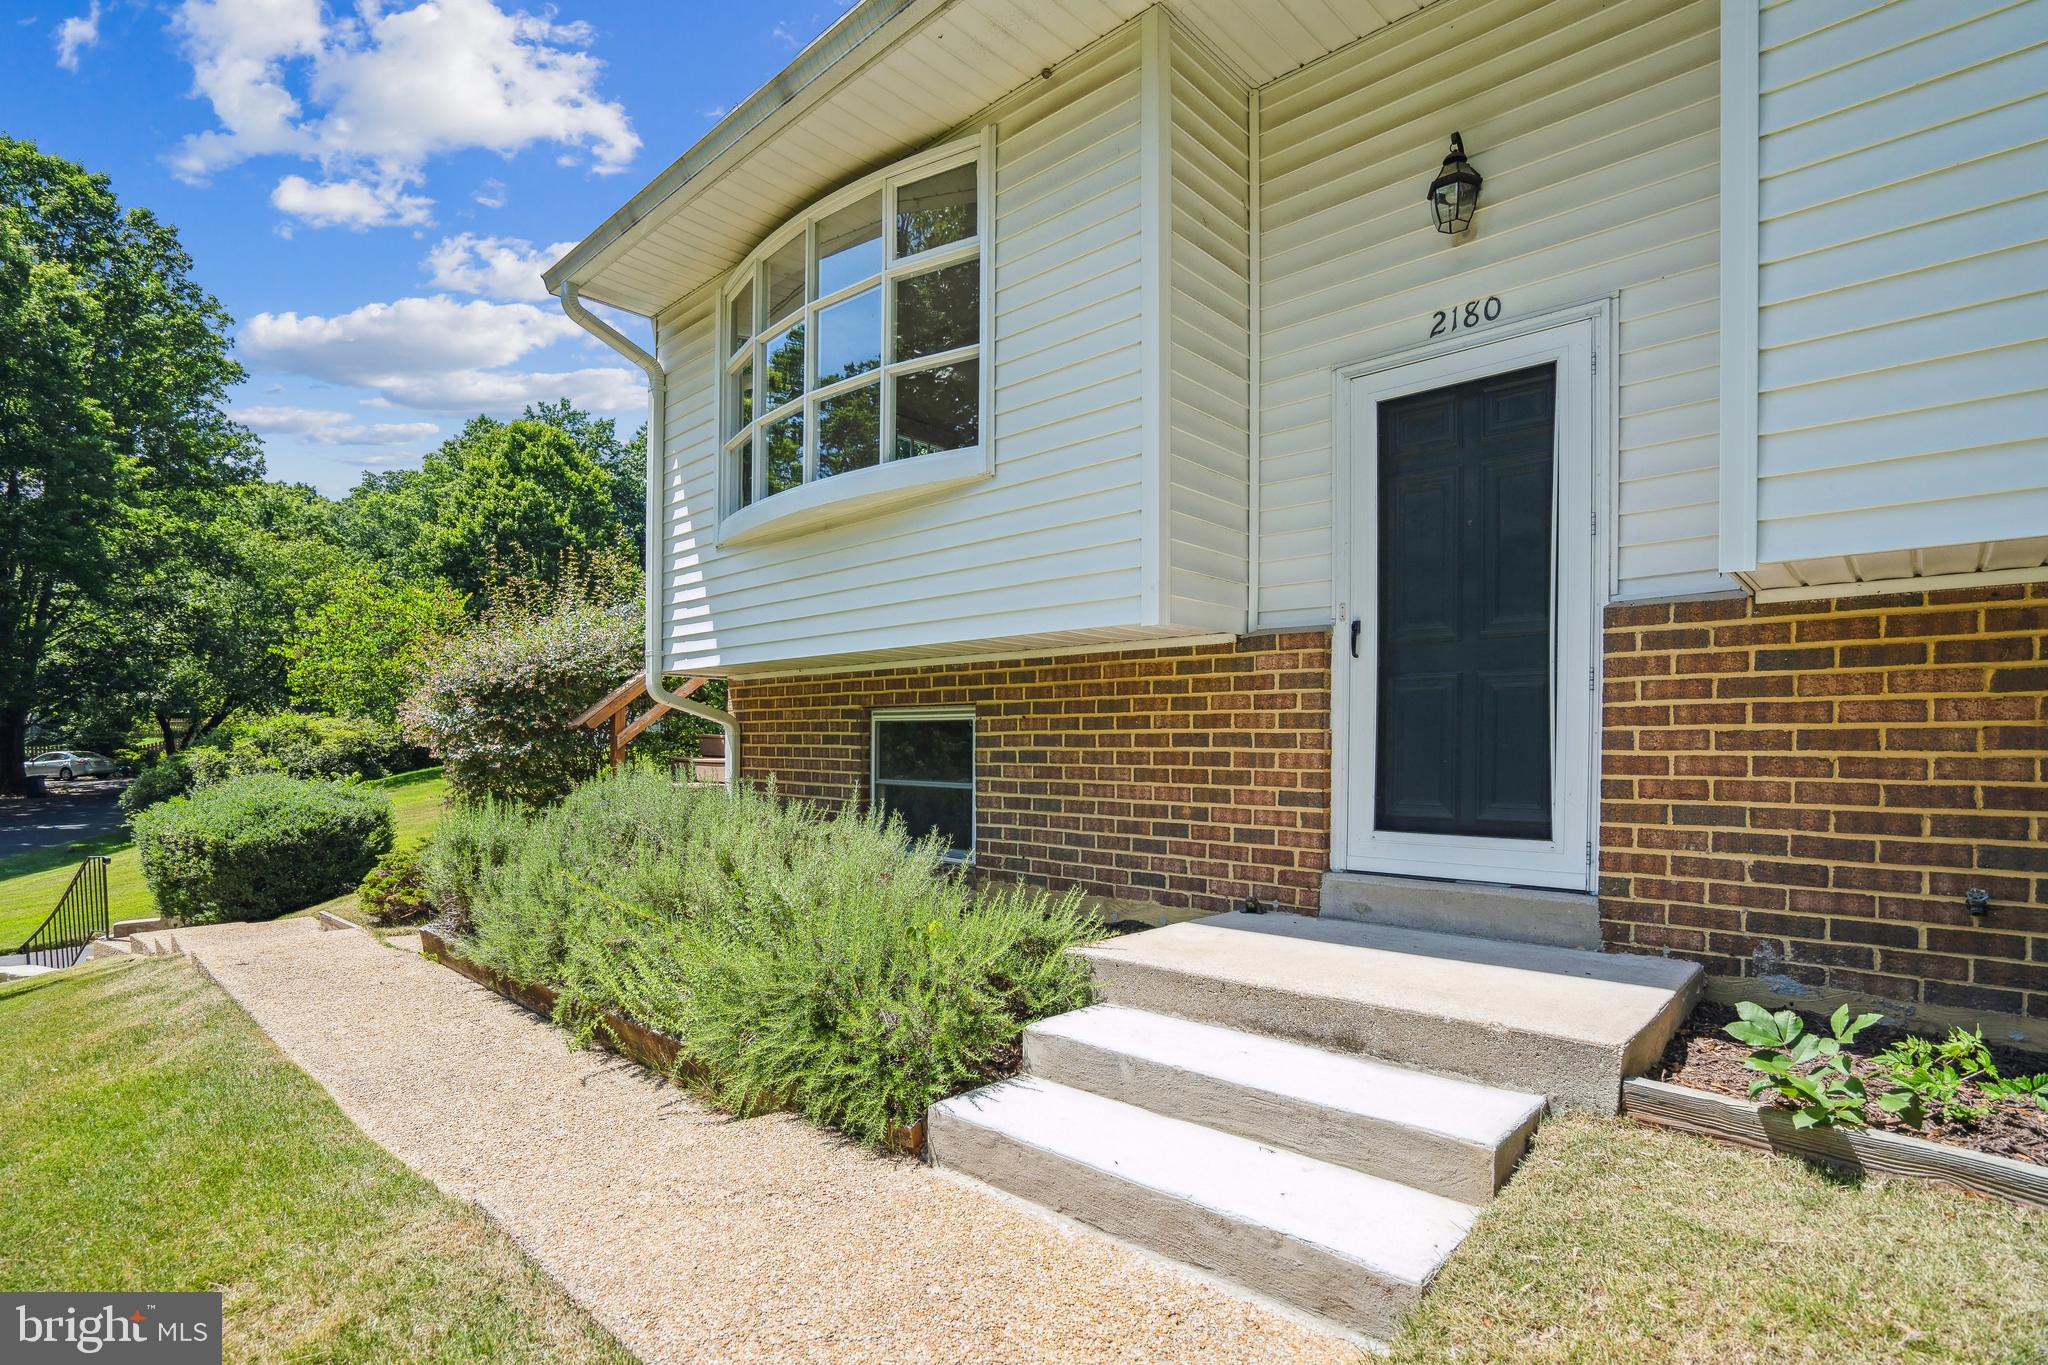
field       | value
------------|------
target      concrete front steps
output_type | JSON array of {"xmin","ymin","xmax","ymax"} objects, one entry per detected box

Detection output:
[
  {"xmin": 1080, "ymin": 911, "xmax": 1702, "ymax": 1114},
  {"xmin": 930, "ymin": 908, "xmax": 1702, "ymax": 1342},
  {"xmin": 1024, "ymin": 1004, "xmax": 1542, "ymax": 1203}
]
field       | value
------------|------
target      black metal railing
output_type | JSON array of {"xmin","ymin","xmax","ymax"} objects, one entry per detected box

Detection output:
[{"xmin": 15, "ymin": 856, "xmax": 109, "ymax": 970}]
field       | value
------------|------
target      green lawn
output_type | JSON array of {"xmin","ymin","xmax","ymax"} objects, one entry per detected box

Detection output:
[
  {"xmin": 0, "ymin": 768, "xmax": 448, "ymax": 947},
  {"xmin": 1391, "ymin": 1111, "xmax": 2048, "ymax": 1363},
  {"xmin": 0, "ymin": 955, "xmax": 628, "ymax": 1363}
]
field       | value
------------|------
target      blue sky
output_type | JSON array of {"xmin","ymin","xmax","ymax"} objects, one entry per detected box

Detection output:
[{"xmin": 3, "ymin": 1, "xmax": 850, "ymax": 494}]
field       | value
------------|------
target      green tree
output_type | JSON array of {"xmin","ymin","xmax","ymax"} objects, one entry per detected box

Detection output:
[
  {"xmin": 523, "ymin": 398, "xmax": 647, "ymax": 556},
  {"xmin": 429, "ymin": 418, "xmax": 623, "ymax": 601},
  {"xmin": 42, "ymin": 483, "xmax": 331, "ymax": 753},
  {"xmin": 281, "ymin": 571, "xmax": 467, "ymax": 720},
  {"xmin": 0, "ymin": 137, "xmax": 254, "ymax": 792}
]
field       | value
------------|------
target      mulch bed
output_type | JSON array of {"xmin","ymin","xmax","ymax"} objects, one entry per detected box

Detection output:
[{"xmin": 1652, "ymin": 1001, "xmax": 2048, "ymax": 1167}]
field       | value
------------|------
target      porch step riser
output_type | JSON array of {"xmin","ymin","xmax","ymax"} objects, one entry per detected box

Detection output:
[
  {"xmin": 1023, "ymin": 1025, "xmax": 1533, "ymax": 1203},
  {"xmin": 1086, "ymin": 957, "xmax": 1655, "ymax": 1114},
  {"xmin": 927, "ymin": 1098, "xmax": 1438, "ymax": 1341}
]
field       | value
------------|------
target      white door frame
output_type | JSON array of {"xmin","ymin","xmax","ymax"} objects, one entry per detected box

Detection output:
[{"xmin": 1330, "ymin": 300, "xmax": 1614, "ymax": 893}]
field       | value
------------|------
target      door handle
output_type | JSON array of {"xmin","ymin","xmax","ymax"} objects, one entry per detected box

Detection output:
[{"xmin": 1350, "ymin": 618, "xmax": 1362, "ymax": 658}]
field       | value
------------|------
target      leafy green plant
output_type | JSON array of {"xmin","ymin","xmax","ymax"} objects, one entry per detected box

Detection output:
[
  {"xmin": 133, "ymin": 774, "xmax": 394, "ymax": 925},
  {"xmin": 357, "ymin": 846, "xmax": 434, "ymax": 926},
  {"xmin": 1981, "ymin": 1073, "xmax": 2048, "ymax": 1110},
  {"xmin": 1724, "ymin": 1001, "xmax": 1882, "ymax": 1129},
  {"xmin": 1873, "ymin": 1027, "xmax": 2048, "ymax": 1128},
  {"xmin": 118, "ymin": 754, "xmax": 195, "ymax": 815},
  {"xmin": 422, "ymin": 766, "xmax": 1106, "ymax": 1146}
]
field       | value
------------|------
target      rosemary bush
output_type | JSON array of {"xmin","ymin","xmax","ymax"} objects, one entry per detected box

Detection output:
[{"xmin": 427, "ymin": 766, "xmax": 1105, "ymax": 1145}]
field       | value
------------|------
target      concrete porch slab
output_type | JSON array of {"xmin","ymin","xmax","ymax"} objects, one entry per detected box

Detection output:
[{"xmin": 1074, "ymin": 912, "xmax": 1702, "ymax": 1112}]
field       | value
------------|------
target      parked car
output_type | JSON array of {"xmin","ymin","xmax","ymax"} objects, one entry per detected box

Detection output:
[{"xmin": 25, "ymin": 750, "xmax": 117, "ymax": 780}]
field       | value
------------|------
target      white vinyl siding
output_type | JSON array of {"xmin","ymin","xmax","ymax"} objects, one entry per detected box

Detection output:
[
  {"xmin": 1743, "ymin": 0, "xmax": 2048, "ymax": 580},
  {"xmin": 1165, "ymin": 25, "xmax": 1253, "ymax": 631},
  {"xmin": 1253, "ymin": 0, "xmax": 1725, "ymax": 625},
  {"xmin": 653, "ymin": 26, "xmax": 1156, "ymax": 675}
]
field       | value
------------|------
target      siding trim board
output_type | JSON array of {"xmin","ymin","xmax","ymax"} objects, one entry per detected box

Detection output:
[{"xmin": 1718, "ymin": 0, "xmax": 1761, "ymax": 575}]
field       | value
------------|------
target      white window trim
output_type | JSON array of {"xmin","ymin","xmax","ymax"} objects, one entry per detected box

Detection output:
[
  {"xmin": 870, "ymin": 704, "xmax": 976, "ymax": 863},
  {"xmin": 715, "ymin": 131, "xmax": 996, "ymax": 547}
]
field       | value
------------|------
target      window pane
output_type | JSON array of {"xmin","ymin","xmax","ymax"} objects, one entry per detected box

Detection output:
[
  {"xmin": 765, "ymin": 235, "xmax": 805, "ymax": 322},
  {"xmin": 732, "ymin": 439, "xmax": 755, "ymax": 509},
  {"xmin": 815, "ymin": 287, "xmax": 881, "ymax": 387},
  {"xmin": 728, "ymin": 279, "xmax": 754, "ymax": 353},
  {"xmin": 724, "ymin": 360, "xmax": 753, "ymax": 439},
  {"xmin": 816, "ymin": 192, "xmax": 883, "ymax": 296},
  {"xmin": 765, "ymin": 413, "xmax": 803, "ymax": 494},
  {"xmin": 817, "ymin": 382, "xmax": 880, "ymax": 479},
  {"xmin": 894, "ymin": 361, "xmax": 979, "ymax": 460},
  {"xmin": 876, "ymin": 718, "xmax": 973, "ymax": 781},
  {"xmin": 893, "ymin": 259, "xmax": 978, "ymax": 360},
  {"xmin": 875, "ymin": 783, "xmax": 973, "ymax": 856},
  {"xmin": 896, "ymin": 163, "xmax": 977, "ymax": 257},
  {"xmin": 762, "ymin": 321, "xmax": 805, "ymax": 411}
]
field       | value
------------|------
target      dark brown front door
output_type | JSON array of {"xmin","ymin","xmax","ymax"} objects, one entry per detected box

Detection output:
[{"xmin": 1374, "ymin": 364, "xmax": 1556, "ymax": 840}]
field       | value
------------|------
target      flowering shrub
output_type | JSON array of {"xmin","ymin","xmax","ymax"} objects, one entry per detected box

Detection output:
[{"xmin": 398, "ymin": 575, "xmax": 637, "ymax": 807}]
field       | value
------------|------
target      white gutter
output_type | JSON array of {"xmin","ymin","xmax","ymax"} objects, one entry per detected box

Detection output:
[{"xmin": 558, "ymin": 283, "xmax": 739, "ymax": 787}]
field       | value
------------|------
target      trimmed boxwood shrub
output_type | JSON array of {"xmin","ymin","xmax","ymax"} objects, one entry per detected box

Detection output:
[
  {"xmin": 119, "ymin": 755, "xmax": 196, "ymax": 816},
  {"xmin": 357, "ymin": 846, "xmax": 434, "ymax": 926},
  {"xmin": 134, "ymin": 775, "xmax": 395, "ymax": 925}
]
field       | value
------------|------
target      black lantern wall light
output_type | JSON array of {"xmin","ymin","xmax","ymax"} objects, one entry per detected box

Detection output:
[{"xmin": 1427, "ymin": 133, "xmax": 1482, "ymax": 235}]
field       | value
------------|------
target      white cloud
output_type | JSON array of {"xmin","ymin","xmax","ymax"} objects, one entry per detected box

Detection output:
[
  {"xmin": 472, "ymin": 177, "xmax": 508, "ymax": 209},
  {"xmin": 240, "ymin": 295, "xmax": 642, "ymax": 415},
  {"xmin": 53, "ymin": 2, "xmax": 100, "ymax": 71},
  {"xmin": 272, "ymin": 173, "xmax": 433, "ymax": 229},
  {"xmin": 424, "ymin": 233, "xmax": 575, "ymax": 302},
  {"xmin": 235, "ymin": 404, "xmax": 440, "ymax": 447},
  {"xmin": 771, "ymin": 22, "xmax": 801, "ymax": 48},
  {"xmin": 170, "ymin": 0, "xmax": 640, "ymax": 222}
]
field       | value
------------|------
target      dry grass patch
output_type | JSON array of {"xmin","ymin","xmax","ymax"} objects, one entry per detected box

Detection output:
[{"xmin": 1392, "ymin": 1111, "xmax": 2048, "ymax": 1364}]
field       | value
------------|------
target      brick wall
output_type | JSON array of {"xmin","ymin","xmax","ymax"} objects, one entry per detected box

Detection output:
[
  {"xmin": 1600, "ymin": 583, "xmax": 2048, "ymax": 1028},
  {"xmin": 728, "ymin": 633, "xmax": 1332, "ymax": 915}
]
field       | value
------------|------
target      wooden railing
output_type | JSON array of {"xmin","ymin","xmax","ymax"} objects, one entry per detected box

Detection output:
[{"xmin": 571, "ymin": 674, "xmax": 709, "ymax": 772}]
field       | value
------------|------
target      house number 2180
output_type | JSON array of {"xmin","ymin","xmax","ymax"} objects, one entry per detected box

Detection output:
[{"xmin": 1430, "ymin": 296, "xmax": 1503, "ymax": 337}]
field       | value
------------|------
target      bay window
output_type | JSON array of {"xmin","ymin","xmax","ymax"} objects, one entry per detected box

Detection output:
[{"xmin": 720, "ymin": 141, "xmax": 987, "ymax": 519}]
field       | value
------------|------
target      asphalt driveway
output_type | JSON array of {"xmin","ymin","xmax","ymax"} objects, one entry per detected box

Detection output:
[{"xmin": 0, "ymin": 780, "xmax": 128, "ymax": 860}]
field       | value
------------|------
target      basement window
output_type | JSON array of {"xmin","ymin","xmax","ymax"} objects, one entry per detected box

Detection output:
[
  {"xmin": 719, "ymin": 138, "xmax": 987, "ymax": 523},
  {"xmin": 871, "ymin": 707, "xmax": 975, "ymax": 862}
]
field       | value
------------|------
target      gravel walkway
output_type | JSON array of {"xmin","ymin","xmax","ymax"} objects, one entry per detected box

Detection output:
[{"xmin": 160, "ymin": 919, "xmax": 1357, "ymax": 1364}]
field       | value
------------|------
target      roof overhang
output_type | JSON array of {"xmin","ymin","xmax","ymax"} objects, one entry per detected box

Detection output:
[
  {"xmin": 548, "ymin": 0, "xmax": 1431, "ymax": 318},
  {"xmin": 543, "ymin": 0, "xmax": 950, "ymax": 314}
]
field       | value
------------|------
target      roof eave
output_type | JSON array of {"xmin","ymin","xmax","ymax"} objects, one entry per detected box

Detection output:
[{"xmin": 543, "ymin": 0, "xmax": 941, "ymax": 306}]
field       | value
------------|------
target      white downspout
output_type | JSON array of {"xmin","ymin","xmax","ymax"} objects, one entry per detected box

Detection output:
[{"xmin": 559, "ymin": 283, "xmax": 739, "ymax": 787}]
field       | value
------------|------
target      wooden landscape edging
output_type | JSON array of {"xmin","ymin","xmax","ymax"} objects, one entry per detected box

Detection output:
[
  {"xmin": 416, "ymin": 924, "xmax": 926, "ymax": 1156},
  {"xmin": 1623, "ymin": 1077, "xmax": 2048, "ymax": 1209}
]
